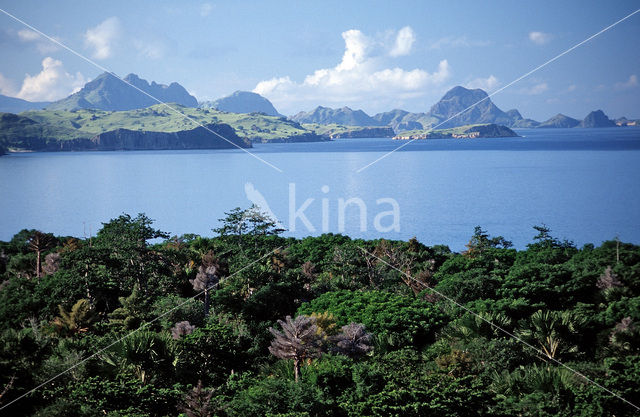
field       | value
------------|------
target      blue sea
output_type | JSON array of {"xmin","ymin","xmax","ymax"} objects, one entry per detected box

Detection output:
[{"xmin": 1, "ymin": 127, "xmax": 639, "ymax": 251}]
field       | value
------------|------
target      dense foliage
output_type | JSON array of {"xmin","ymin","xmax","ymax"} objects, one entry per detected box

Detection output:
[{"xmin": 0, "ymin": 211, "xmax": 639, "ymax": 416}]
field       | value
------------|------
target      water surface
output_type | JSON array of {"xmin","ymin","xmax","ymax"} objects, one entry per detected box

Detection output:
[{"xmin": 1, "ymin": 127, "xmax": 639, "ymax": 251}]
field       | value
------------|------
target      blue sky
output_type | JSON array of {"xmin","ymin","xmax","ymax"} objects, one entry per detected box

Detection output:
[{"xmin": 0, "ymin": 0, "xmax": 638, "ymax": 119}]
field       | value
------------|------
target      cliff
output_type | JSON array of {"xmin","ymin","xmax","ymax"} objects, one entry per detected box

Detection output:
[
  {"xmin": 88, "ymin": 124, "xmax": 250, "ymax": 150},
  {"xmin": 251, "ymin": 132, "xmax": 326, "ymax": 143},
  {"xmin": 2, "ymin": 117, "xmax": 251, "ymax": 152}
]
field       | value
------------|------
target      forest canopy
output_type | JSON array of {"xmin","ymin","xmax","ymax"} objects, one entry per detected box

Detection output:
[{"xmin": 0, "ymin": 209, "xmax": 639, "ymax": 416}]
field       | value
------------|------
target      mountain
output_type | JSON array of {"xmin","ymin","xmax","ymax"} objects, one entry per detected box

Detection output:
[
  {"xmin": 426, "ymin": 86, "xmax": 515, "ymax": 128},
  {"xmin": 47, "ymin": 72, "xmax": 198, "ymax": 111},
  {"xmin": 537, "ymin": 113, "xmax": 581, "ymax": 128},
  {"xmin": 579, "ymin": 110, "xmax": 616, "ymax": 128},
  {"xmin": 505, "ymin": 110, "xmax": 540, "ymax": 128},
  {"xmin": 290, "ymin": 106, "xmax": 385, "ymax": 126},
  {"xmin": 0, "ymin": 94, "xmax": 51, "ymax": 114},
  {"xmin": 505, "ymin": 109, "xmax": 523, "ymax": 121},
  {"xmin": 199, "ymin": 91, "xmax": 282, "ymax": 117},
  {"xmin": 372, "ymin": 109, "xmax": 436, "ymax": 132}
]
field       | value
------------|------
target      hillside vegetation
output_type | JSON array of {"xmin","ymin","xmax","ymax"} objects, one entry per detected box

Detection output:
[
  {"xmin": 395, "ymin": 123, "xmax": 519, "ymax": 139},
  {"xmin": 0, "ymin": 210, "xmax": 638, "ymax": 416},
  {"xmin": 20, "ymin": 104, "xmax": 314, "ymax": 142}
]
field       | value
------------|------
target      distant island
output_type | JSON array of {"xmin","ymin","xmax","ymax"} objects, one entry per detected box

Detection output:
[
  {"xmin": 394, "ymin": 124, "xmax": 519, "ymax": 140},
  {"xmin": 1, "ymin": 71, "xmax": 637, "ymax": 155}
]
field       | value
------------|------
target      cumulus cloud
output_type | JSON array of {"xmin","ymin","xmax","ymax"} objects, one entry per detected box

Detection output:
[
  {"xmin": 614, "ymin": 74, "xmax": 638, "ymax": 90},
  {"xmin": 16, "ymin": 29, "xmax": 59, "ymax": 54},
  {"xmin": 519, "ymin": 82, "xmax": 549, "ymax": 95},
  {"xmin": 17, "ymin": 29, "xmax": 39, "ymax": 42},
  {"xmin": 0, "ymin": 73, "xmax": 17, "ymax": 96},
  {"xmin": 84, "ymin": 17, "xmax": 121, "ymax": 59},
  {"xmin": 253, "ymin": 27, "xmax": 450, "ymax": 113},
  {"xmin": 14, "ymin": 57, "xmax": 86, "ymax": 101},
  {"xmin": 528, "ymin": 31, "xmax": 552, "ymax": 45},
  {"xmin": 389, "ymin": 26, "xmax": 415, "ymax": 57},
  {"xmin": 465, "ymin": 75, "xmax": 499, "ymax": 91}
]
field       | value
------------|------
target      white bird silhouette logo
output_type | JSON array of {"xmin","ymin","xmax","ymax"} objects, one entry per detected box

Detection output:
[{"xmin": 244, "ymin": 182, "xmax": 285, "ymax": 230}]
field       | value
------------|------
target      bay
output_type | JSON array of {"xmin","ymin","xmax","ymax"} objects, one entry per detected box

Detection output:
[{"xmin": 1, "ymin": 127, "xmax": 639, "ymax": 251}]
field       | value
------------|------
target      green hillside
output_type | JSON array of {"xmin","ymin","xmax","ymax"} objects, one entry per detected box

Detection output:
[
  {"xmin": 20, "ymin": 104, "xmax": 314, "ymax": 142},
  {"xmin": 303, "ymin": 123, "xmax": 394, "ymax": 138},
  {"xmin": 395, "ymin": 123, "xmax": 519, "ymax": 139}
]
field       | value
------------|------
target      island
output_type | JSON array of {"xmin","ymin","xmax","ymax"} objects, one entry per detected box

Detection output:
[
  {"xmin": 0, "ymin": 104, "xmax": 331, "ymax": 153},
  {"xmin": 393, "ymin": 123, "xmax": 519, "ymax": 140}
]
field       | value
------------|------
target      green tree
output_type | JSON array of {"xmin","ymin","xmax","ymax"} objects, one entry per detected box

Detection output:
[{"xmin": 52, "ymin": 299, "xmax": 96, "ymax": 337}]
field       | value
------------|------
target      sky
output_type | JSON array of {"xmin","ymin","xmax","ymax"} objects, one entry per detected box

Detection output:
[{"xmin": 0, "ymin": 1, "xmax": 638, "ymax": 120}]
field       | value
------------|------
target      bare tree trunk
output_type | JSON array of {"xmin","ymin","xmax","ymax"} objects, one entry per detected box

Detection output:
[
  {"xmin": 35, "ymin": 250, "xmax": 41, "ymax": 278},
  {"xmin": 0, "ymin": 375, "xmax": 15, "ymax": 404},
  {"xmin": 204, "ymin": 288, "xmax": 210, "ymax": 318},
  {"xmin": 293, "ymin": 358, "xmax": 300, "ymax": 382}
]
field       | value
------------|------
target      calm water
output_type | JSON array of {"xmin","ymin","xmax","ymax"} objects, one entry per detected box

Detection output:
[{"xmin": 1, "ymin": 127, "xmax": 639, "ymax": 251}]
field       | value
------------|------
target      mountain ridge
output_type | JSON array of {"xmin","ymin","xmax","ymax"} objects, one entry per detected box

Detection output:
[
  {"xmin": 0, "ymin": 94, "xmax": 52, "ymax": 114},
  {"xmin": 290, "ymin": 106, "xmax": 387, "ymax": 127},
  {"xmin": 200, "ymin": 91, "xmax": 283, "ymax": 117},
  {"xmin": 46, "ymin": 72, "xmax": 198, "ymax": 111}
]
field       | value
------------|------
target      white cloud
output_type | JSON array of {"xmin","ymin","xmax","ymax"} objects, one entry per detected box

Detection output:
[
  {"xmin": 614, "ymin": 74, "xmax": 638, "ymax": 90},
  {"xmin": 465, "ymin": 75, "xmax": 500, "ymax": 91},
  {"xmin": 566, "ymin": 84, "xmax": 577, "ymax": 92},
  {"xmin": 0, "ymin": 73, "xmax": 17, "ymax": 96},
  {"xmin": 519, "ymin": 82, "xmax": 549, "ymax": 95},
  {"xmin": 14, "ymin": 57, "xmax": 86, "ymax": 101},
  {"xmin": 200, "ymin": 3, "xmax": 213, "ymax": 17},
  {"xmin": 84, "ymin": 17, "xmax": 121, "ymax": 59},
  {"xmin": 253, "ymin": 28, "xmax": 450, "ymax": 113},
  {"xmin": 389, "ymin": 26, "xmax": 415, "ymax": 57},
  {"xmin": 16, "ymin": 29, "xmax": 59, "ymax": 54},
  {"xmin": 528, "ymin": 31, "xmax": 552, "ymax": 45},
  {"xmin": 429, "ymin": 36, "xmax": 491, "ymax": 49},
  {"xmin": 17, "ymin": 29, "xmax": 39, "ymax": 42}
]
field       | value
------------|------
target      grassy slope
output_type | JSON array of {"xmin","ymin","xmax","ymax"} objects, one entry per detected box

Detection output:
[
  {"xmin": 396, "ymin": 124, "xmax": 489, "ymax": 137},
  {"xmin": 302, "ymin": 123, "xmax": 391, "ymax": 136},
  {"xmin": 20, "ymin": 104, "xmax": 311, "ymax": 141}
]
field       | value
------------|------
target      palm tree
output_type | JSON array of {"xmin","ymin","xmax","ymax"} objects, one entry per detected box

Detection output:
[
  {"xmin": 28, "ymin": 231, "xmax": 55, "ymax": 278},
  {"xmin": 178, "ymin": 380, "xmax": 214, "ymax": 417},
  {"xmin": 268, "ymin": 315, "xmax": 324, "ymax": 382},
  {"xmin": 190, "ymin": 251, "xmax": 222, "ymax": 317},
  {"xmin": 449, "ymin": 312, "xmax": 512, "ymax": 340},
  {"xmin": 331, "ymin": 323, "xmax": 373, "ymax": 359},
  {"xmin": 102, "ymin": 330, "xmax": 177, "ymax": 383},
  {"xmin": 517, "ymin": 310, "xmax": 585, "ymax": 360},
  {"xmin": 52, "ymin": 299, "xmax": 96, "ymax": 336}
]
